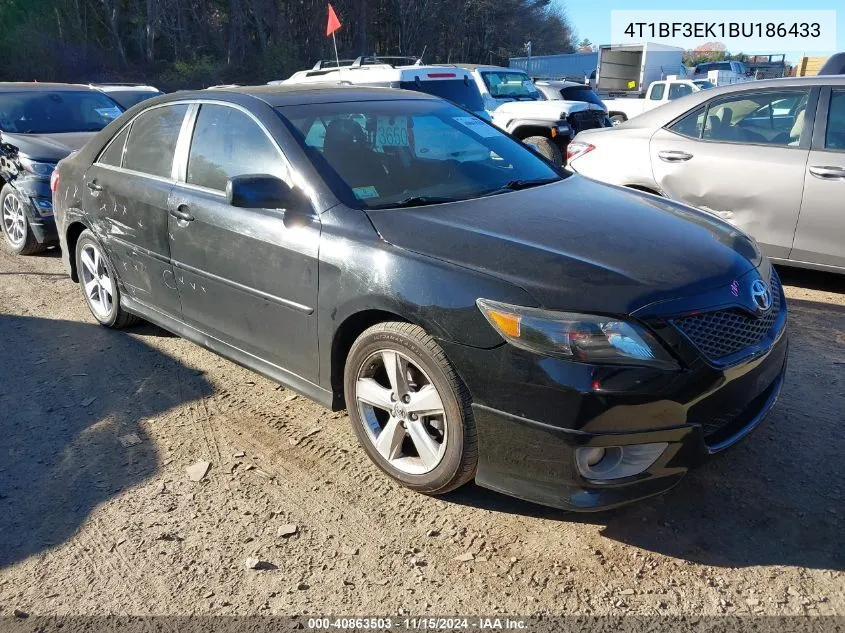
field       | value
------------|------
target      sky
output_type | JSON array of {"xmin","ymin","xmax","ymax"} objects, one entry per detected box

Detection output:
[{"xmin": 561, "ymin": 0, "xmax": 844, "ymax": 61}]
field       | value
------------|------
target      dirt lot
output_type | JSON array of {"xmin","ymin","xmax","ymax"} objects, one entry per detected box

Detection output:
[{"xmin": 0, "ymin": 245, "xmax": 842, "ymax": 618}]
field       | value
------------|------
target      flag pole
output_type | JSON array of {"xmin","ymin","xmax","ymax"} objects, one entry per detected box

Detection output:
[{"xmin": 332, "ymin": 31, "xmax": 341, "ymax": 80}]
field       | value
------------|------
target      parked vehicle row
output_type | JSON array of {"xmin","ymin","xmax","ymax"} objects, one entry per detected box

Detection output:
[
  {"xmin": 31, "ymin": 81, "xmax": 790, "ymax": 513},
  {"xmin": 568, "ymin": 75, "xmax": 845, "ymax": 273}
]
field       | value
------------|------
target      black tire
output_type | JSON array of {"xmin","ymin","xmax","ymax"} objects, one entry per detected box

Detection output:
[
  {"xmin": 344, "ymin": 322, "xmax": 477, "ymax": 495},
  {"xmin": 610, "ymin": 114, "xmax": 627, "ymax": 126},
  {"xmin": 523, "ymin": 135, "xmax": 563, "ymax": 165},
  {"xmin": 75, "ymin": 229, "xmax": 138, "ymax": 329},
  {"xmin": 1, "ymin": 184, "xmax": 46, "ymax": 256}
]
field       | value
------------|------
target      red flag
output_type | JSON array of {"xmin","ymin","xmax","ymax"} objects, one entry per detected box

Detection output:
[{"xmin": 326, "ymin": 4, "xmax": 341, "ymax": 37}]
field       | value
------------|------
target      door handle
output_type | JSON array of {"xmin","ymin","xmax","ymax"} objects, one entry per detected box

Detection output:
[
  {"xmin": 86, "ymin": 181, "xmax": 103, "ymax": 192},
  {"xmin": 809, "ymin": 165, "xmax": 845, "ymax": 180},
  {"xmin": 658, "ymin": 150, "xmax": 693, "ymax": 163},
  {"xmin": 170, "ymin": 204, "xmax": 194, "ymax": 222}
]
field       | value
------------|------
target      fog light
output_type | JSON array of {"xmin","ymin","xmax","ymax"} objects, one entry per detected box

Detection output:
[{"xmin": 576, "ymin": 443, "xmax": 668, "ymax": 481}]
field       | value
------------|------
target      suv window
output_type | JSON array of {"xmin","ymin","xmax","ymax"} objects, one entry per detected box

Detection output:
[
  {"xmin": 826, "ymin": 90, "xmax": 845, "ymax": 150},
  {"xmin": 560, "ymin": 86, "xmax": 604, "ymax": 107},
  {"xmin": 668, "ymin": 83, "xmax": 693, "ymax": 100},
  {"xmin": 398, "ymin": 79, "xmax": 484, "ymax": 112},
  {"xmin": 649, "ymin": 84, "xmax": 665, "ymax": 101},
  {"xmin": 669, "ymin": 106, "xmax": 706, "ymax": 138},
  {"xmin": 123, "ymin": 104, "xmax": 188, "ymax": 178},
  {"xmin": 98, "ymin": 126, "xmax": 130, "ymax": 167},
  {"xmin": 187, "ymin": 104, "xmax": 287, "ymax": 191},
  {"xmin": 480, "ymin": 71, "xmax": 541, "ymax": 101},
  {"xmin": 702, "ymin": 90, "xmax": 810, "ymax": 146}
]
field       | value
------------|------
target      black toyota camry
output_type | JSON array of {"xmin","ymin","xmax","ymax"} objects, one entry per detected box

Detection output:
[{"xmin": 53, "ymin": 85, "xmax": 788, "ymax": 511}]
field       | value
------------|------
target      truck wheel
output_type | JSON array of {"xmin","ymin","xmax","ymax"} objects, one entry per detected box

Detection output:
[
  {"xmin": 610, "ymin": 114, "xmax": 627, "ymax": 126},
  {"xmin": 523, "ymin": 136, "xmax": 562, "ymax": 165}
]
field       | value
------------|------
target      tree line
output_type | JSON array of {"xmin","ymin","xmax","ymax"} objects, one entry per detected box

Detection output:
[{"xmin": 0, "ymin": 0, "xmax": 575, "ymax": 89}]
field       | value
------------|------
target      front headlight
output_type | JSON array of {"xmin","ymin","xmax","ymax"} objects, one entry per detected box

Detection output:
[
  {"xmin": 476, "ymin": 299, "xmax": 678, "ymax": 369},
  {"xmin": 19, "ymin": 156, "xmax": 56, "ymax": 177}
]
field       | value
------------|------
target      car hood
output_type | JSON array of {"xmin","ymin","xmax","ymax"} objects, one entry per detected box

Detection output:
[
  {"xmin": 1, "ymin": 132, "xmax": 97, "ymax": 162},
  {"xmin": 365, "ymin": 176, "xmax": 761, "ymax": 314},
  {"xmin": 494, "ymin": 99, "xmax": 592, "ymax": 118}
]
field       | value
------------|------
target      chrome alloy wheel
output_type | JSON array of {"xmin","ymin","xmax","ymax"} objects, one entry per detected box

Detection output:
[
  {"xmin": 79, "ymin": 243, "xmax": 115, "ymax": 319},
  {"xmin": 2, "ymin": 193, "xmax": 26, "ymax": 246},
  {"xmin": 355, "ymin": 350, "xmax": 448, "ymax": 475}
]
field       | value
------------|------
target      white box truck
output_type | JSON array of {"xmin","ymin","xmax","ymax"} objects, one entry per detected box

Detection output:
[{"xmin": 595, "ymin": 42, "xmax": 686, "ymax": 96}]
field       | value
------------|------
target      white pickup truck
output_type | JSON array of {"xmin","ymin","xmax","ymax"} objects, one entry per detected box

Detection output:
[{"xmin": 604, "ymin": 79, "xmax": 703, "ymax": 125}]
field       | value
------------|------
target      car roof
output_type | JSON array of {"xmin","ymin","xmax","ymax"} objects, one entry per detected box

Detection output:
[
  {"xmin": 536, "ymin": 80, "xmax": 591, "ymax": 89},
  {"xmin": 91, "ymin": 84, "xmax": 160, "ymax": 92},
  {"xmin": 617, "ymin": 75, "xmax": 845, "ymax": 129},
  {"xmin": 153, "ymin": 84, "xmax": 440, "ymax": 108},
  {"xmin": 0, "ymin": 82, "xmax": 103, "ymax": 93}
]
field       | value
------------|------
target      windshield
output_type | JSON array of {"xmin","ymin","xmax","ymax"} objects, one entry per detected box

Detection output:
[
  {"xmin": 0, "ymin": 91, "xmax": 123, "ymax": 134},
  {"xmin": 560, "ymin": 86, "xmax": 604, "ymax": 107},
  {"xmin": 481, "ymin": 71, "xmax": 541, "ymax": 101},
  {"xmin": 398, "ymin": 79, "xmax": 484, "ymax": 113},
  {"xmin": 104, "ymin": 90, "xmax": 163, "ymax": 109},
  {"xmin": 278, "ymin": 100, "xmax": 562, "ymax": 210},
  {"xmin": 693, "ymin": 80, "xmax": 715, "ymax": 89}
]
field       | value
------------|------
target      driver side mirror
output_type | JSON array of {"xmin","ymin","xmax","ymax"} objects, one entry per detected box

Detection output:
[{"xmin": 226, "ymin": 174, "xmax": 311, "ymax": 212}]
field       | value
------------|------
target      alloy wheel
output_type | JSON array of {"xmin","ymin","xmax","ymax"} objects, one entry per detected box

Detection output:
[
  {"xmin": 79, "ymin": 243, "xmax": 115, "ymax": 319},
  {"xmin": 2, "ymin": 193, "xmax": 26, "ymax": 246},
  {"xmin": 355, "ymin": 349, "xmax": 448, "ymax": 475}
]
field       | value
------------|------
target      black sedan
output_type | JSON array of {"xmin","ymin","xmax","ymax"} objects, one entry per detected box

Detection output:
[
  {"xmin": 0, "ymin": 83, "xmax": 123, "ymax": 255},
  {"xmin": 52, "ymin": 86, "xmax": 788, "ymax": 511}
]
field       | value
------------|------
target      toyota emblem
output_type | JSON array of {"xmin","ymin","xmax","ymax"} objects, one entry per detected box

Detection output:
[{"xmin": 750, "ymin": 279, "xmax": 772, "ymax": 313}]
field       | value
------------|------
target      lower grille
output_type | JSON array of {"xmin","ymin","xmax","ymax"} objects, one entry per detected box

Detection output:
[
  {"xmin": 671, "ymin": 271, "xmax": 783, "ymax": 362},
  {"xmin": 567, "ymin": 110, "xmax": 606, "ymax": 133}
]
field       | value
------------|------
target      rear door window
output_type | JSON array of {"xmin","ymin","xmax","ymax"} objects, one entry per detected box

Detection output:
[
  {"xmin": 97, "ymin": 126, "xmax": 130, "ymax": 167},
  {"xmin": 122, "ymin": 104, "xmax": 189, "ymax": 178}
]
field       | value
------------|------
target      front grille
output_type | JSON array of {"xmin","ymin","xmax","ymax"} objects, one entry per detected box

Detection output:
[
  {"xmin": 567, "ymin": 110, "xmax": 606, "ymax": 133},
  {"xmin": 671, "ymin": 271, "xmax": 783, "ymax": 362}
]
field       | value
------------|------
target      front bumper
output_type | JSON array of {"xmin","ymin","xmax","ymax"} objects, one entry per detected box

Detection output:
[{"xmin": 441, "ymin": 318, "xmax": 788, "ymax": 512}]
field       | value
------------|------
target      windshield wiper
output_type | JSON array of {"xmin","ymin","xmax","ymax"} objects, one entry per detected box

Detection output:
[
  {"xmin": 369, "ymin": 196, "xmax": 458, "ymax": 210},
  {"xmin": 481, "ymin": 178, "xmax": 559, "ymax": 197}
]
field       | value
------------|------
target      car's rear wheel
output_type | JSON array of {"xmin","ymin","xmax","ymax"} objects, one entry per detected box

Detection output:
[
  {"xmin": 1, "ymin": 185, "xmax": 45, "ymax": 256},
  {"xmin": 344, "ymin": 322, "xmax": 477, "ymax": 494},
  {"xmin": 75, "ymin": 230, "xmax": 138, "ymax": 328},
  {"xmin": 610, "ymin": 114, "xmax": 627, "ymax": 126},
  {"xmin": 523, "ymin": 135, "xmax": 562, "ymax": 165}
]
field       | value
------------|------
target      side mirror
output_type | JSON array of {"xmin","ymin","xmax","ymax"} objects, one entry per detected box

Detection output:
[{"xmin": 226, "ymin": 174, "xmax": 309, "ymax": 211}]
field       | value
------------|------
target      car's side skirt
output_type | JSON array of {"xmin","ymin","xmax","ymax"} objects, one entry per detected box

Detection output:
[{"xmin": 121, "ymin": 295, "xmax": 335, "ymax": 409}]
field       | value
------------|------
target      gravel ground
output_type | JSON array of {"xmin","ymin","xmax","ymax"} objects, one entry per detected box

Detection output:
[{"xmin": 0, "ymin": 245, "xmax": 842, "ymax": 618}]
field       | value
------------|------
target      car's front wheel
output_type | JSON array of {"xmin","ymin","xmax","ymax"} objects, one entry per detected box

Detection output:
[
  {"xmin": 344, "ymin": 322, "xmax": 477, "ymax": 495},
  {"xmin": 75, "ymin": 229, "xmax": 138, "ymax": 328},
  {"xmin": 1, "ymin": 185, "xmax": 45, "ymax": 256}
]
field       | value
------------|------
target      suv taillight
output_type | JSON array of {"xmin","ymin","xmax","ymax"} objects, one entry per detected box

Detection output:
[
  {"xmin": 50, "ymin": 169, "xmax": 60, "ymax": 193},
  {"xmin": 566, "ymin": 142, "xmax": 595, "ymax": 163}
]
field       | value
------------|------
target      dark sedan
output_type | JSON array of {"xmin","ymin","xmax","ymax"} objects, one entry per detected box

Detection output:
[
  {"xmin": 0, "ymin": 83, "xmax": 123, "ymax": 255},
  {"xmin": 53, "ymin": 86, "xmax": 788, "ymax": 511}
]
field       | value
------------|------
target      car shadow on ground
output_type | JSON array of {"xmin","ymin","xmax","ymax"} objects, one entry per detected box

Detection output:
[
  {"xmin": 0, "ymin": 314, "xmax": 213, "ymax": 569},
  {"xmin": 447, "ymin": 270, "xmax": 844, "ymax": 572}
]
